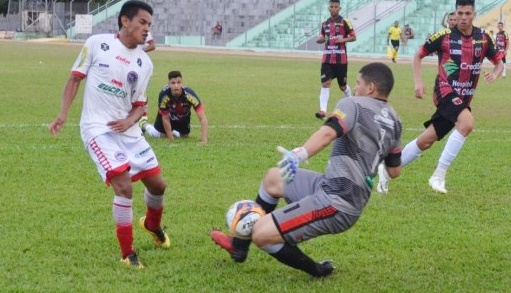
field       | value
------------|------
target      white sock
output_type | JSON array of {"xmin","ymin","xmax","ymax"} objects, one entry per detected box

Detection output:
[
  {"xmin": 503, "ymin": 66, "xmax": 506, "ymax": 76},
  {"xmin": 319, "ymin": 87, "xmax": 330, "ymax": 112},
  {"xmin": 401, "ymin": 138, "xmax": 422, "ymax": 166},
  {"xmin": 145, "ymin": 124, "xmax": 165, "ymax": 138},
  {"xmin": 433, "ymin": 129, "xmax": 466, "ymax": 179}
]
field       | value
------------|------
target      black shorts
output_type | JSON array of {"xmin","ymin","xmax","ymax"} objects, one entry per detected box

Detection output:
[
  {"xmin": 390, "ymin": 40, "xmax": 400, "ymax": 48},
  {"xmin": 153, "ymin": 114, "xmax": 191, "ymax": 135},
  {"xmin": 423, "ymin": 92, "xmax": 471, "ymax": 140},
  {"xmin": 320, "ymin": 63, "xmax": 347, "ymax": 86}
]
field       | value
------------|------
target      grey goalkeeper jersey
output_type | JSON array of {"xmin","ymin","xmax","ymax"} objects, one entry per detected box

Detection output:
[{"xmin": 323, "ymin": 96, "xmax": 402, "ymax": 214}]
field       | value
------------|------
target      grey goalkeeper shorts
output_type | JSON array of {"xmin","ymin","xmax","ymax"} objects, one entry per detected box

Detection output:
[{"xmin": 271, "ymin": 169, "xmax": 360, "ymax": 245}]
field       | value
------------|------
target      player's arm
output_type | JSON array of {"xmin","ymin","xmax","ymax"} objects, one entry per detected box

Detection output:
[
  {"xmin": 143, "ymin": 41, "xmax": 155, "ymax": 52},
  {"xmin": 161, "ymin": 114, "xmax": 175, "ymax": 141},
  {"xmin": 301, "ymin": 126, "xmax": 337, "ymax": 158},
  {"xmin": 412, "ymin": 49, "xmax": 426, "ymax": 99},
  {"xmin": 196, "ymin": 109, "xmax": 208, "ymax": 144},
  {"xmin": 107, "ymin": 103, "xmax": 145, "ymax": 133},
  {"xmin": 49, "ymin": 74, "xmax": 82, "ymax": 137}
]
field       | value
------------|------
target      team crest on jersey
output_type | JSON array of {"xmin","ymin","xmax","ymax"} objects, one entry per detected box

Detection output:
[
  {"xmin": 114, "ymin": 151, "xmax": 127, "ymax": 161},
  {"xmin": 137, "ymin": 58, "xmax": 142, "ymax": 67},
  {"xmin": 101, "ymin": 43, "xmax": 109, "ymax": 51},
  {"xmin": 127, "ymin": 71, "xmax": 138, "ymax": 84},
  {"xmin": 451, "ymin": 97, "xmax": 463, "ymax": 106},
  {"xmin": 474, "ymin": 46, "xmax": 482, "ymax": 57}
]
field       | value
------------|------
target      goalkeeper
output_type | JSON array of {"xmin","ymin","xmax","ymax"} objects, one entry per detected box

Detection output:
[{"xmin": 211, "ymin": 62, "xmax": 403, "ymax": 277}]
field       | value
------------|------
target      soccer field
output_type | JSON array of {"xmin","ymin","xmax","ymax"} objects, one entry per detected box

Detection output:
[{"xmin": 1, "ymin": 40, "xmax": 511, "ymax": 292}]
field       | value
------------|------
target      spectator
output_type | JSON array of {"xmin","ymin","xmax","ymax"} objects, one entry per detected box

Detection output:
[
  {"xmin": 402, "ymin": 24, "xmax": 414, "ymax": 46},
  {"xmin": 211, "ymin": 21, "xmax": 222, "ymax": 39}
]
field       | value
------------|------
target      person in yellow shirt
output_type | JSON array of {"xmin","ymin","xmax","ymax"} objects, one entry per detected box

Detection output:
[{"xmin": 387, "ymin": 21, "xmax": 403, "ymax": 63}]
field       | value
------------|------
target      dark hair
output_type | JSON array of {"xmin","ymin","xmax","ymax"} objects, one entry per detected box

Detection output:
[
  {"xmin": 455, "ymin": 0, "xmax": 474, "ymax": 8},
  {"xmin": 118, "ymin": 0, "xmax": 153, "ymax": 30},
  {"xmin": 359, "ymin": 63, "xmax": 394, "ymax": 97},
  {"xmin": 449, "ymin": 11, "xmax": 455, "ymax": 16},
  {"xmin": 499, "ymin": 21, "xmax": 504, "ymax": 25},
  {"xmin": 329, "ymin": 0, "xmax": 340, "ymax": 3},
  {"xmin": 168, "ymin": 71, "xmax": 182, "ymax": 80}
]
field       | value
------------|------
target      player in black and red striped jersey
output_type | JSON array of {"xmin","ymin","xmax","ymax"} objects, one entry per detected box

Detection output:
[
  {"xmin": 314, "ymin": 0, "xmax": 356, "ymax": 120},
  {"xmin": 377, "ymin": 0, "xmax": 504, "ymax": 195},
  {"xmin": 495, "ymin": 22, "xmax": 509, "ymax": 77}
]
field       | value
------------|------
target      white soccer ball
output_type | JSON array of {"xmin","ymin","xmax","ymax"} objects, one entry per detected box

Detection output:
[{"xmin": 225, "ymin": 200, "xmax": 265, "ymax": 239}]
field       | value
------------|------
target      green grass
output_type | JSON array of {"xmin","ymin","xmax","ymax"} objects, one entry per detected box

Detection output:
[{"xmin": 1, "ymin": 41, "xmax": 511, "ymax": 292}]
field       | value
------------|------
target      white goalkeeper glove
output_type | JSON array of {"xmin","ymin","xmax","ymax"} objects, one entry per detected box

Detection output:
[{"xmin": 276, "ymin": 146, "xmax": 308, "ymax": 184}]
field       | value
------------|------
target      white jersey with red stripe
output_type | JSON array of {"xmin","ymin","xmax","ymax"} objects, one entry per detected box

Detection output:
[{"xmin": 71, "ymin": 33, "xmax": 153, "ymax": 147}]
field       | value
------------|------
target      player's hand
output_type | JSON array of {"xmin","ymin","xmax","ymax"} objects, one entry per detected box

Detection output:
[
  {"xmin": 414, "ymin": 82, "xmax": 426, "ymax": 99},
  {"xmin": 484, "ymin": 71, "xmax": 498, "ymax": 83},
  {"xmin": 49, "ymin": 116, "xmax": 66, "ymax": 137},
  {"xmin": 107, "ymin": 119, "xmax": 134, "ymax": 133},
  {"xmin": 276, "ymin": 146, "xmax": 308, "ymax": 184}
]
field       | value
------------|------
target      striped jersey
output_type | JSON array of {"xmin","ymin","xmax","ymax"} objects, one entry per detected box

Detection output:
[
  {"xmin": 323, "ymin": 97, "xmax": 402, "ymax": 215},
  {"xmin": 157, "ymin": 86, "xmax": 203, "ymax": 121},
  {"xmin": 495, "ymin": 30, "xmax": 509, "ymax": 53},
  {"xmin": 419, "ymin": 27, "xmax": 502, "ymax": 106},
  {"xmin": 320, "ymin": 15, "xmax": 356, "ymax": 64}
]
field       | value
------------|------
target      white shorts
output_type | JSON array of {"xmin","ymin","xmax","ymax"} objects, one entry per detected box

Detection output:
[{"xmin": 86, "ymin": 133, "xmax": 161, "ymax": 185}]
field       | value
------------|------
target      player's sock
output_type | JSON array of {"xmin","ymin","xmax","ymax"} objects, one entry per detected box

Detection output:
[
  {"xmin": 434, "ymin": 129, "xmax": 466, "ymax": 178},
  {"xmin": 319, "ymin": 87, "xmax": 330, "ymax": 112},
  {"xmin": 401, "ymin": 138, "xmax": 422, "ymax": 166},
  {"xmin": 113, "ymin": 196, "xmax": 134, "ymax": 257},
  {"xmin": 143, "ymin": 189, "xmax": 164, "ymax": 231},
  {"xmin": 268, "ymin": 242, "xmax": 325, "ymax": 277},
  {"xmin": 145, "ymin": 124, "xmax": 165, "ymax": 138}
]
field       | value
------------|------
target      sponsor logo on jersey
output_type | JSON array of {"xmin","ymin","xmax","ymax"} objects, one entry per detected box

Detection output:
[
  {"xmin": 114, "ymin": 151, "xmax": 127, "ymax": 161},
  {"xmin": 137, "ymin": 58, "xmax": 142, "ymax": 67},
  {"xmin": 77, "ymin": 46, "xmax": 89, "ymax": 68},
  {"xmin": 99, "ymin": 63, "xmax": 109, "ymax": 68},
  {"xmin": 127, "ymin": 71, "xmax": 138, "ymax": 84},
  {"xmin": 460, "ymin": 61, "xmax": 481, "ymax": 74},
  {"xmin": 115, "ymin": 55, "xmax": 131, "ymax": 65},
  {"xmin": 111, "ymin": 79, "xmax": 123, "ymax": 87},
  {"xmin": 450, "ymin": 49, "xmax": 462, "ymax": 55},
  {"xmin": 332, "ymin": 109, "xmax": 346, "ymax": 120},
  {"xmin": 98, "ymin": 83, "xmax": 127, "ymax": 98},
  {"xmin": 100, "ymin": 43, "xmax": 109, "ymax": 51},
  {"xmin": 429, "ymin": 28, "xmax": 450, "ymax": 42},
  {"xmin": 443, "ymin": 59, "xmax": 459, "ymax": 76}
]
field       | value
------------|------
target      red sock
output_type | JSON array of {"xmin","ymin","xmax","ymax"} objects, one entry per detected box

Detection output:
[
  {"xmin": 116, "ymin": 224, "xmax": 134, "ymax": 258},
  {"xmin": 145, "ymin": 206, "xmax": 163, "ymax": 231}
]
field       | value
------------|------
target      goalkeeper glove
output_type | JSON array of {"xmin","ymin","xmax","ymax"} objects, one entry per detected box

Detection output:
[{"xmin": 276, "ymin": 146, "xmax": 308, "ymax": 184}]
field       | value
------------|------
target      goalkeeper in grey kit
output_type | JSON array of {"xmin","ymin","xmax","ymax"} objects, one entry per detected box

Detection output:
[{"xmin": 211, "ymin": 62, "xmax": 403, "ymax": 277}]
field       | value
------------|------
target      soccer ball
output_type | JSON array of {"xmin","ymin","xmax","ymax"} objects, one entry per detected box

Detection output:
[{"xmin": 225, "ymin": 200, "xmax": 265, "ymax": 239}]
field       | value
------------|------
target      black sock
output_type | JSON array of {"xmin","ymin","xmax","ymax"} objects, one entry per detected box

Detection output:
[
  {"xmin": 269, "ymin": 243, "xmax": 322, "ymax": 277},
  {"xmin": 255, "ymin": 194, "xmax": 277, "ymax": 214}
]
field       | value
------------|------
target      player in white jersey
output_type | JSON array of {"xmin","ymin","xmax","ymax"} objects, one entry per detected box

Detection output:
[
  {"xmin": 49, "ymin": 0, "xmax": 169, "ymax": 269},
  {"xmin": 211, "ymin": 62, "xmax": 403, "ymax": 277},
  {"xmin": 141, "ymin": 31, "xmax": 155, "ymax": 52}
]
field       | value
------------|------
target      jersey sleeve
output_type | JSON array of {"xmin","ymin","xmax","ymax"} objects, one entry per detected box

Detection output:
[
  {"xmin": 324, "ymin": 98, "xmax": 357, "ymax": 137},
  {"xmin": 419, "ymin": 28, "xmax": 448, "ymax": 57},
  {"xmin": 344, "ymin": 19, "xmax": 356, "ymax": 37},
  {"xmin": 184, "ymin": 88, "xmax": 203, "ymax": 113},
  {"xmin": 71, "ymin": 37, "xmax": 95, "ymax": 78},
  {"xmin": 158, "ymin": 89, "xmax": 170, "ymax": 115}
]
